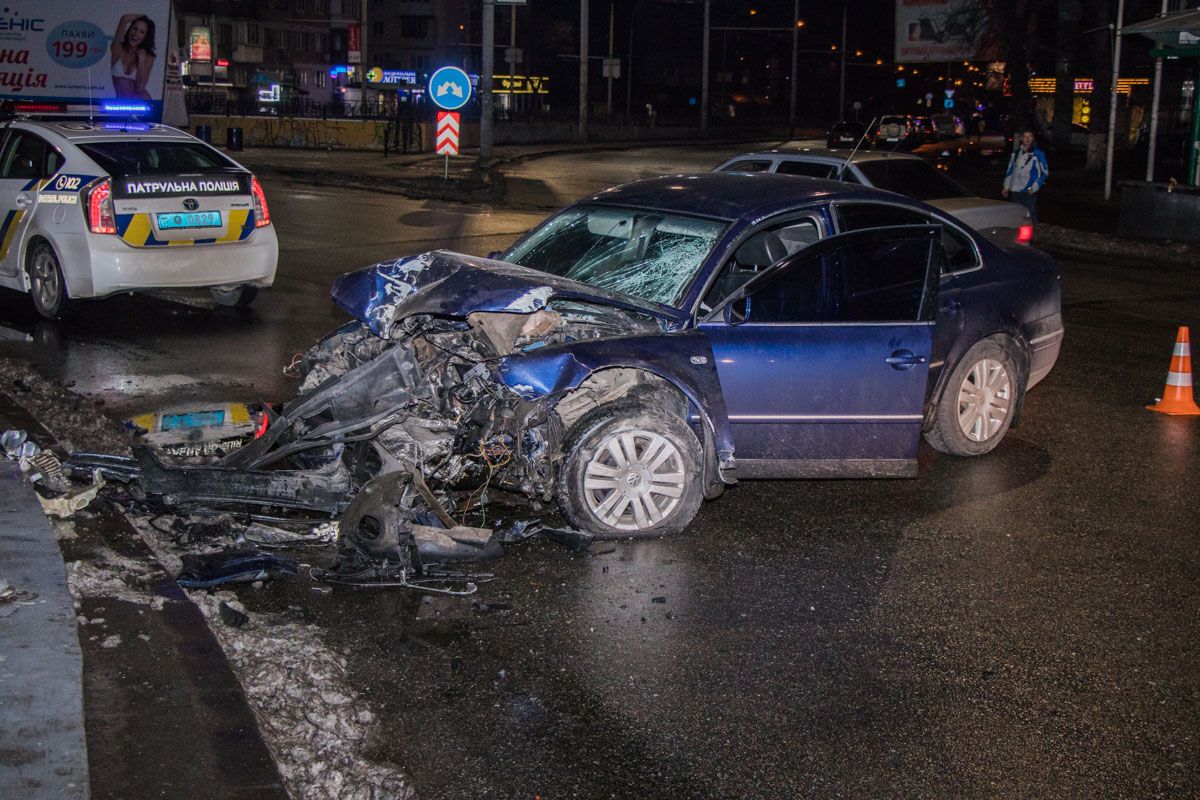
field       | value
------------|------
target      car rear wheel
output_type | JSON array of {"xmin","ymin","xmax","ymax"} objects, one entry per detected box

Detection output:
[
  {"xmin": 557, "ymin": 402, "xmax": 704, "ymax": 539},
  {"xmin": 925, "ymin": 338, "xmax": 1022, "ymax": 456},
  {"xmin": 210, "ymin": 285, "xmax": 258, "ymax": 308},
  {"xmin": 27, "ymin": 241, "xmax": 75, "ymax": 321}
]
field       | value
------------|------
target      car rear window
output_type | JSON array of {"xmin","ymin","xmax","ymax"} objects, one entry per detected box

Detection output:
[
  {"xmin": 776, "ymin": 161, "xmax": 839, "ymax": 179},
  {"xmin": 855, "ymin": 159, "xmax": 972, "ymax": 200},
  {"xmin": 78, "ymin": 141, "xmax": 239, "ymax": 176},
  {"xmin": 720, "ymin": 159, "xmax": 772, "ymax": 173}
]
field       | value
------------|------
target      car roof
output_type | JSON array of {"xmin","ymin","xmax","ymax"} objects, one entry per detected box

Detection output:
[
  {"xmin": 724, "ymin": 148, "xmax": 923, "ymax": 165},
  {"xmin": 584, "ymin": 172, "xmax": 899, "ymax": 222},
  {"xmin": 5, "ymin": 119, "xmax": 195, "ymax": 143}
]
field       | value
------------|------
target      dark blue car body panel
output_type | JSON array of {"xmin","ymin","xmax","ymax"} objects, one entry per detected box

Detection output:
[{"xmin": 332, "ymin": 174, "xmax": 1062, "ymax": 481}]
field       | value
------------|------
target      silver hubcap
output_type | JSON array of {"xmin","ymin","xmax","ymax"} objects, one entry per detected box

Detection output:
[
  {"xmin": 30, "ymin": 251, "xmax": 59, "ymax": 311},
  {"xmin": 957, "ymin": 358, "xmax": 1012, "ymax": 442},
  {"xmin": 583, "ymin": 429, "xmax": 686, "ymax": 531}
]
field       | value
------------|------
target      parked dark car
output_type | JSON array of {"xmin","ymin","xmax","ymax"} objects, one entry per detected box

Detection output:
[
  {"xmin": 113, "ymin": 175, "xmax": 1062, "ymax": 543},
  {"xmin": 827, "ymin": 120, "xmax": 868, "ymax": 149}
]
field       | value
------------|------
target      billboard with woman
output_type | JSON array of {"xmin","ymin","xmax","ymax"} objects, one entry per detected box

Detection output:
[{"xmin": 0, "ymin": 1, "xmax": 171, "ymax": 117}]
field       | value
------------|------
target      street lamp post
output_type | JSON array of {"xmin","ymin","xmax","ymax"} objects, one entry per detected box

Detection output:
[
  {"xmin": 1104, "ymin": 0, "xmax": 1126, "ymax": 201},
  {"xmin": 788, "ymin": 0, "xmax": 798, "ymax": 137},
  {"xmin": 481, "ymin": 0, "xmax": 494, "ymax": 162},
  {"xmin": 838, "ymin": 2, "xmax": 847, "ymax": 119},
  {"xmin": 580, "ymin": 0, "xmax": 589, "ymax": 141},
  {"xmin": 701, "ymin": 0, "xmax": 709, "ymax": 133}
]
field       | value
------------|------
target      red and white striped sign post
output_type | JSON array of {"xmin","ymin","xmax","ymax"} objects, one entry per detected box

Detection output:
[{"xmin": 436, "ymin": 111, "xmax": 460, "ymax": 179}]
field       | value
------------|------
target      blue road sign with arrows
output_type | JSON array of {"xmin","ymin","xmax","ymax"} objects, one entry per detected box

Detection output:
[{"xmin": 428, "ymin": 66, "xmax": 472, "ymax": 111}]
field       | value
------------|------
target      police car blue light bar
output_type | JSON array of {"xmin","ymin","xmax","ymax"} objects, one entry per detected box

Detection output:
[{"xmin": 100, "ymin": 100, "xmax": 152, "ymax": 115}]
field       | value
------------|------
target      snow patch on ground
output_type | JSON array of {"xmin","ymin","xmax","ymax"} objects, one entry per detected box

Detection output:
[
  {"xmin": 0, "ymin": 357, "xmax": 135, "ymax": 455},
  {"xmin": 64, "ymin": 542, "xmax": 169, "ymax": 608},
  {"xmin": 192, "ymin": 591, "xmax": 413, "ymax": 800}
]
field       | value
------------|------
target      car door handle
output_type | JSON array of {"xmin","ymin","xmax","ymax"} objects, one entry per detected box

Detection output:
[
  {"xmin": 14, "ymin": 193, "xmax": 31, "ymax": 208},
  {"xmin": 886, "ymin": 350, "xmax": 928, "ymax": 370}
]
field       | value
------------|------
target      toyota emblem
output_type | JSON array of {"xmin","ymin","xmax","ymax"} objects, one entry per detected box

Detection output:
[{"xmin": 182, "ymin": 198, "xmax": 199, "ymax": 211}]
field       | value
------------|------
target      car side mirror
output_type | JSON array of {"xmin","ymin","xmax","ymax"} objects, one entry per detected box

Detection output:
[{"xmin": 724, "ymin": 297, "xmax": 748, "ymax": 326}]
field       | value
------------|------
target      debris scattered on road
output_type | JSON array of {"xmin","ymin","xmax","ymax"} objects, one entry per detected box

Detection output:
[
  {"xmin": 219, "ymin": 600, "xmax": 250, "ymax": 628},
  {"xmin": 37, "ymin": 470, "xmax": 106, "ymax": 519},
  {"xmin": 125, "ymin": 402, "xmax": 258, "ymax": 458},
  {"xmin": 176, "ymin": 550, "xmax": 300, "ymax": 589},
  {"xmin": 0, "ymin": 577, "xmax": 38, "ymax": 618}
]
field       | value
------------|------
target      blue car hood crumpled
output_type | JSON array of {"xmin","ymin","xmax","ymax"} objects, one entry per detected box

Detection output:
[{"xmin": 330, "ymin": 250, "xmax": 676, "ymax": 337}]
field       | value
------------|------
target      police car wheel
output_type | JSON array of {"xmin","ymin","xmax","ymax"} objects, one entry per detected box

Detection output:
[
  {"xmin": 210, "ymin": 285, "xmax": 258, "ymax": 308},
  {"xmin": 27, "ymin": 242, "xmax": 75, "ymax": 321}
]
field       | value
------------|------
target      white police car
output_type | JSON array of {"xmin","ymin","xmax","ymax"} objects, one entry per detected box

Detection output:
[{"xmin": 0, "ymin": 102, "xmax": 278, "ymax": 319}]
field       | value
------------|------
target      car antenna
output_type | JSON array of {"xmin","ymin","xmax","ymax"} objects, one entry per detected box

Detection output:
[{"xmin": 838, "ymin": 116, "xmax": 877, "ymax": 179}]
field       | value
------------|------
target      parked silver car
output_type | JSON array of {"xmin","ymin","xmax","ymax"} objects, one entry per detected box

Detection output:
[{"xmin": 714, "ymin": 149, "xmax": 1030, "ymax": 237}]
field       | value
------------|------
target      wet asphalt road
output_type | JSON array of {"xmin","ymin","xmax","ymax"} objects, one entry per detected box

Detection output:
[{"xmin": 2, "ymin": 145, "xmax": 1199, "ymax": 798}]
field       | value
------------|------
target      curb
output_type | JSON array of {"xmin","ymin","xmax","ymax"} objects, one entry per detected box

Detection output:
[
  {"xmin": 0, "ymin": 461, "xmax": 89, "ymax": 800},
  {"xmin": 1034, "ymin": 223, "xmax": 1200, "ymax": 268}
]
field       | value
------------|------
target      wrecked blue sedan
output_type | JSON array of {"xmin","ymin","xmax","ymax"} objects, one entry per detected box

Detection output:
[{"xmin": 113, "ymin": 174, "xmax": 1061, "ymax": 541}]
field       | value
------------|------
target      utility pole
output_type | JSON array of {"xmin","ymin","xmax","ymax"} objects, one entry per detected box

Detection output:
[
  {"xmin": 626, "ymin": 1, "xmax": 638, "ymax": 119},
  {"xmin": 606, "ymin": 1, "xmax": 614, "ymax": 116},
  {"xmin": 1145, "ymin": 0, "xmax": 1168, "ymax": 182},
  {"xmin": 700, "ymin": 0, "xmax": 709, "ymax": 133},
  {"xmin": 838, "ymin": 2, "xmax": 847, "ymax": 120},
  {"xmin": 788, "ymin": 0, "xmax": 798, "ymax": 138},
  {"xmin": 481, "ymin": 0, "xmax": 495, "ymax": 162},
  {"xmin": 1103, "ymin": 0, "xmax": 1125, "ymax": 201},
  {"xmin": 580, "ymin": 0, "xmax": 589, "ymax": 141}
]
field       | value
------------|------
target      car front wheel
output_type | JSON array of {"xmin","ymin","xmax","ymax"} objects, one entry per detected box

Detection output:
[
  {"xmin": 557, "ymin": 402, "xmax": 704, "ymax": 538},
  {"xmin": 925, "ymin": 338, "xmax": 1022, "ymax": 456},
  {"xmin": 210, "ymin": 285, "xmax": 258, "ymax": 308}
]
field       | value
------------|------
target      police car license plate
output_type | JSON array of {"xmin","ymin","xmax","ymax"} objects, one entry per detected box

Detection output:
[{"xmin": 157, "ymin": 211, "xmax": 222, "ymax": 229}]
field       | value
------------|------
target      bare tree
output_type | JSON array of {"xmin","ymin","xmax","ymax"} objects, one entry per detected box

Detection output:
[
  {"xmin": 1052, "ymin": 0, "xmax": 1084, "ymax": 149},
  {"xmin": 1084, "ymin": 0, "xmax": 1115, "ymax": 170},
  {"xmin": 973, "ymin": 0, "xmax": 1047, "ymax": 134}
]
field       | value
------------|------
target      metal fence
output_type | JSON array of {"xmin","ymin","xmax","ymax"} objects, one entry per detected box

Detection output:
[{"xmin": 185, "ymin": 92, "xmax": 400, "ymax": 121}]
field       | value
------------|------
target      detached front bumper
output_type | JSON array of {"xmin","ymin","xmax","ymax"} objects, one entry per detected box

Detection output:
[{"xmin": 60, "ymin": 226, "xmax": 279, "ymax": 298}]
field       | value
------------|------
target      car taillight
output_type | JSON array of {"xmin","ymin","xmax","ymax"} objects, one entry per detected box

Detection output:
[
  {"xmin": 1016, "ymin": 224, "xmax": 1034, "ymax": 244},
  {"xmin": 85, "ymin": 178, "xmax": 116, "ymax": 235},
  {"xmin": 251, "ymin": 176, "xmax": 270, "ymax": 227}
]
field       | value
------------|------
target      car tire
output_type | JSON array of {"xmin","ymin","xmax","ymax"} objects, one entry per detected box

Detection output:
[
  {"xmin": 210, "ymin": 285, "xmax": 258, "ymax": 308},
  {"xmin": 26, "ymin": 241, "xmax": 76, "ymax": 321},
  {"xmin": 556, "ymin": 401, "xmax": 704, "ymax": 539},
  {"xmin": 924, "ymin": 338, "xmax": 1023, "ymax": 457}
]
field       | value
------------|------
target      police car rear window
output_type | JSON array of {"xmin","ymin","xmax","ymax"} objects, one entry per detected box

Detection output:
[{"xmin": 78, "ymin": 142, "xmax": 239, "ymax": 176}]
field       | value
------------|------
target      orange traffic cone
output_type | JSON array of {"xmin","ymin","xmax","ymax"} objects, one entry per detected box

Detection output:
[{"xmin": 1147, "ymin": 326, "xmax": 1200, "ymax": 416}]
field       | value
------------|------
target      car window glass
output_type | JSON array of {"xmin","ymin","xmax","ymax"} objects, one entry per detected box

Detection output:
[
  {"xmin": 837, "ymin": 203, "xmax": 928, "ymax": 231},
  {"xmin": 776, "ymin": 161, "xmax": 838, "ymax": 179},
  {"xmin": 854, "ymin": 159, "xmax": 973, "ymax": 200},
  {"xmin": 719, "ymin": 159, "xmax": 772, "ymax": 173},
  {"xmin": 700, "ymin": 217, "xmax": 821, "ymax": 311},
  {"xmin": 78, "ymin": 142, "xmax": 238, "ymax": 175},
  {"xmin": 44, "ymin": 147, "xmax": 63, "ymax": 177},
  {"xmin": 939, "ymin": 223, "xmax": 979, "ymax": 273},
  {"xmin": 0, "ymin": 132, "xmax": 48, "ymax": 180},
  {"xmin": 742, "ymin": 231, "xmax": 934, "ymax": 324},
  {"xmin": 839, "ymin": 203, "xmax": 978, "ymax": 274},
  {"xmin": 504, "ymin": 204, "xmax": 727, "ymax": 308}
]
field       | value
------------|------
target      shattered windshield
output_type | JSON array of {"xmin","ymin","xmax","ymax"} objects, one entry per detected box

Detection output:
[{"xmin": 503, "ymin": 205, "xmax": 727, "ymax": 307}]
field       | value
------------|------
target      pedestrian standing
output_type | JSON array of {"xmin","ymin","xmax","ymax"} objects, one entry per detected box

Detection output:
[{"xmin": 1002, "ymin": 129, "xmax": 1049, "ymax": 223}]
